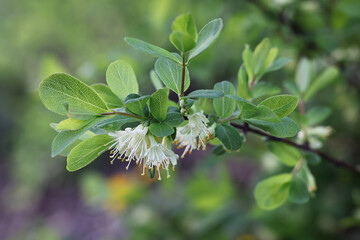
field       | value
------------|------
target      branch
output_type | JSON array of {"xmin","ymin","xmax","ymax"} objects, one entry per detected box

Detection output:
[
  {"xmin": 180, "ymin": 55, "xmax": 186, "ymax": 97},
  {"xmin": 230, "ymin": 122, "xmax": 360, "ymax": 176}
]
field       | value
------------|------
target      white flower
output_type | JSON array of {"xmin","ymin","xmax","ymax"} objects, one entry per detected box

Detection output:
[
  {"xmin": 108, "ymin": 124, "xmax": 178, "ymax": 180},
  {"xmin": 108, "ymin": 124, "xmax": 149, "ymax": 169},
  {"xmin": 174, "ymin": 112, "xmax": 214, "ymax": 158},
  {"xmin": 144, "ymin": 136, "xmax": 178, "ymax": 180},
  {"xmin": 297, "ymin": 126, "xmax": 332, "ymax": 149}
]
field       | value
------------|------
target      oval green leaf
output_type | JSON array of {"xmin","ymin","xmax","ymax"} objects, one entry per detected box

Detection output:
[
  {"xmin": 258, "ymin": 95, "xmax": 299, "ymax": 118},
  {"xmin": 154, "ymin": 57, "xmax": 190, "ymax": 95},
  {"xmin": 188, "ymin": 18, "xmax": 223, "ymax": 60},
  {"xmin": 149, "ymin": 88, "xmax": 169, "ymax": 122},
  {"xmin": 39, "ymin": 73, "xmax": 108, "ymax": 115},
  {"xmin": 213, "ymin": 81, "xmax": 236, "ymax": 119},
  {"xmin": 125, "ymin": 37, "xmax": 180, "ymax": 63},
  {"xmin": 254, "ymin": 174, "xmax": 292, "ymax": 210},
  {"xmin": 67, "ymin": 134, "xmax": 112, "ymax": 172},
  {"xmin": 106, "ymin": 60, "xmax": 139, "ymax": 101}
]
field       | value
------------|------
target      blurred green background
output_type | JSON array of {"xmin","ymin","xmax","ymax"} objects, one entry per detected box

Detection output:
[{"xmin": 1, "ymin": 0, "xmax": 360, "ymax": 239}]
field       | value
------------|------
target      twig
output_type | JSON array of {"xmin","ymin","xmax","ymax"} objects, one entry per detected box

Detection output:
[
  {"xmin": 180, "ymin": 55, "xmax": 186, "ymax": 97},
  {"xmin": 230, "ymin": 122, "xmax": 360, "ymax": 176}
]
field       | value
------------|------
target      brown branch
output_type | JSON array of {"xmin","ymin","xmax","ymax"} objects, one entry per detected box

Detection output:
[
  {"xmin": 230, "ymin": 122, "xmax": 360, "ymax": 176},
  {"xmin": 180, "ymin": 55, "xmax": 186, "ymax": 97}
]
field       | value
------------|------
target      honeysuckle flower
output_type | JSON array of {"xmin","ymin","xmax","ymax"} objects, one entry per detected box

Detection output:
[
  {"xmin": 174, "ymin": 112, "xmax": 214, "ymax": 158},
  {"xmin": 297, "ymin": 126, "xmax": 332, "ymax": 149},
  {"xmin": 144, "ymin": 135, "xmax": 178, "ymax": 180},
  {"xmin": 108, "ymin": 124, "xmax": 149, "ymax": 169}
]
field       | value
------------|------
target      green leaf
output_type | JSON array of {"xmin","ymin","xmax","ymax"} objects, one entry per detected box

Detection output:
[
  {"xmin": 124, "ymin": 94, "xmax": 150, "ymax": 116},
  {"xmin": 150, "ymin": 70, "xmax": 164, "ymax": 90},
  {"xmin": 149, "ymin": 122, "xmax": 174, "ymax": 137},
  {"xmin": 188, "ymin": 18, "xmax": 223, "ymax": 60},
  {"xmin": 95, "ymin": 115, "xmax": 139, "ymax": 131},
  {"xmin": 124, "ymin": 37, "xmax": 180, "ymax": 63},
  {"xmin": 170, "ymin": 14, "xmax": 197, "ymax": 52},
  {"xmin": 304, "ymin": 67, "xmax": 339, "ymax": 101},
  {"xmin": 170, "ymin": 31, "xmax": 196, "ymax": 53},
  {"xmin": 92, "ymin": 84, "xmax": 123, "ymax": 109},
  {"xmin": 246, "ymin": 117, "xmax": 300, "ymax": 138},
  {"xmin": 284, "ymin": 81, "xmax": 300, "ymax": 96},
  {"xmin": 163, "ymin": 112, "xmax": 184, "ymax": 127},
  {"xmin": 212, "ymin": 145, "xmax": 226, "ymax": 156},
  {"xmin": 252, "ymin": 82, "xmax": 281, "ymax": 99},
  {"xmin": 52, "ymin": 116, "xmax": 109, "ymax": 157},
  {"xmin": 242, "ymin": 45, "xmax": 254, "ymax": 82},
  {"xmin": 266, "ymin": 57, "xmax": 291, "ymax": 73},
  {"xmin": 295, "ymin": 58, "xmax": 311, "ymax": 93},
  {"xmin": 253, "ymin": 38, "xmax": 271, "ymax": 75},
  {"xmin": 186, "ymin": 89, "xmax": 224, "ymax": 99},
  {"xmin": 215, "ymin": 124, "xmax": 244, "ymax": 151},
  {"xmin": 226, "ymin": 95, "xmax": 279, "ymax": 122},
  {"xmin": 172, "ymin": 13, "xmax": 197, "ymax": 40},
  {"xmin": 304, "ymin": 152, "xmax": 321, "ymax": 165},
  {"xmin": 39, "ymin": 73, "xmax": 108, "ymax": 115},
  {"xmin": 149, "ymin": 88, "xmax": 169, "ymax": 122},
  {"xmin": 214, "ymin": 81, "xmax": 236, "ymax": 118},
  {"xmin": 254, "ymin": 174, "xmax": 292, "ymax": 210},
  {"xmin": 56, "ymin": 118, "xmax": 93, "ymax": 131},
  {"xmin": 289, "ymin": 177, "xmax": 310, "ymax": 204},
  {"xmin": 106, "ymin": 60, "xmax": 139, "ymax": 101},
  {"xmin": 263, "ymin": 47, "xmax": 278, "ymax": 70},
  {"xmin": 250, "ymin": 106, "xmax": 281, "ymax": 123},
  {"xmin": 67, "ymin": 134, "xmax": 112, "ymax": 172},
  {"xmin": 154, "ymin": 57, "xmax": 190, "ymax": 95},
  {"xmin": 268, "ymin": 142, "xmax": 301, "ymax": 167},
  {"xmin": 258, "ymin": 95, "xmax": 299, "ymax": 118},
  {"xmin": 237, "ymin": 65, "xmax": 252, "ymax": 100},
  {"xmin": 298, "ymin": 164, "xmax": 317, "ymax": 193},
  {"xmin": 306, "ymin": 106, "xmax": 331, "ymax": 126}
]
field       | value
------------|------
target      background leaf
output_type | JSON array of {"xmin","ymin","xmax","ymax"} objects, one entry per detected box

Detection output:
[
  {"xmin": 289, "ymin": 176, "xmax": 310, "ymax": 204},
  {"xmin": 304, "ymin": 67, "xmax": 339, "ymax": 101},
  {"xmin": 150, "ymin": 69, "xmax": 164, "ymax": 90},
  {"xmin": 295, "ymin": 58, "xmax": 311, "ymax": 93},
  {"xmin": 268, "ymin": 142, "xmax": 301, "ymax": 166},
  {"xmin": 253, "ymin": 38, "xmax": 271, "ymax": 75},
  {"xmin": 237, "ymin": 65, "xmax": 252, "ymax": 100},
  {"xmin": 254, "ymin": 174, "xmax": 292, "ymax": 210}
]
